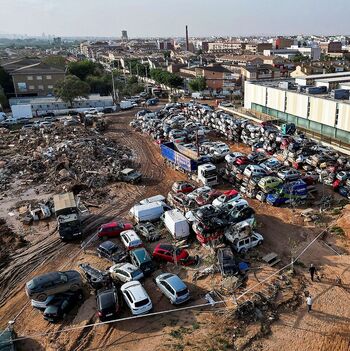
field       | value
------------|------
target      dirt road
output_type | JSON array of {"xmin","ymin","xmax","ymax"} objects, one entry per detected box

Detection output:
[{"xmin": 1, "ymin": 107, "xmax": 349, "ymax": 351}]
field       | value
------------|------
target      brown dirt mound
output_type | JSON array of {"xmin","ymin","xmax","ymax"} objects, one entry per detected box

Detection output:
[{"xmin": 0, "ymin": 218, "xmax": 27, "ymax": 269}]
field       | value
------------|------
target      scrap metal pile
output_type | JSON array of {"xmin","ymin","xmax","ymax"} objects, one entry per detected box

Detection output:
[
  {"xmin": 0, "ymin": 124, "xmax": 133, "ymax": 192},
  {"xmin": 131, "ymin": 103, "xmax": 350, "ymax": 203}
]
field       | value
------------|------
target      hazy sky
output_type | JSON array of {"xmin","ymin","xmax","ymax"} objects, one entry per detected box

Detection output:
[{"xmin": 0, "ymin": 0, "xmax": 349, "ymax": 37}]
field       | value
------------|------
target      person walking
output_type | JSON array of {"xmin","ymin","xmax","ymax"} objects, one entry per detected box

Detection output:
[
  {"xmin": 306, "ymin": 295, "xmax": 313, "ymax": 312},
  {"xmin": 309, "ymin": 263, "xmax": 316, "ymax": 281}
]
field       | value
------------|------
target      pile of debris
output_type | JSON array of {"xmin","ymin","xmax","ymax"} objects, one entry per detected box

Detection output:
[{"xmin": 0, "ymin": 125, "xmax": 133, "ymax": 192}]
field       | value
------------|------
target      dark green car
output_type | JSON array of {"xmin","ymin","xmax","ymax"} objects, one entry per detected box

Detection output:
[{"xmin": 129, "ymin": 248, "xmax": 154, "ymax": 275}]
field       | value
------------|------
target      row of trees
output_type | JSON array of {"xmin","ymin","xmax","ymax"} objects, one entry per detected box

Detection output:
[{"xmin": 149, "ymin": 68, "xmax": 184, "ymax": 89}]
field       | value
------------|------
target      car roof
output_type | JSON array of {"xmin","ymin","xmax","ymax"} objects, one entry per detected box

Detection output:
[
  {"xmin": 100, "ymin": 221, "xmax": 120, "ymax": 229},
  {"xmin": 121, "ymin": 281, "xmax": 147, "ymax": 301},
  {"xmin": 98, "ymin": 289, "xmax": 117, "ymax": 306},
  {"xmin": 31, "ymin": 272, "xmax": 60, "ymax": 286},
  {"xmin": 131, "ymin": 247, "xmax": 150, "ymax": 260},
  {"xmin": 162, "ymin": 274, "xmax": 186, "ymax": 291},
  {"xmin": 157, "ymin": 243, "xmax": 173, "ymax": 252},
  {"xmin": 99, "ymin": 241, "xmax": 117, "ymax": 250}
]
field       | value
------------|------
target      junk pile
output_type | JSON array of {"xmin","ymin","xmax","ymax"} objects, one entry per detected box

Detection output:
[{"xmin": 0, "ymin": 125, "xmax": 133, "ymax": 193}]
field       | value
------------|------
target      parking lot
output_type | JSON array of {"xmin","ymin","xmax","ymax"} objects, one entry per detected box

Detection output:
[{"xmin": 0, "ymin": 103, "xmax": 349, "ymax": 351}]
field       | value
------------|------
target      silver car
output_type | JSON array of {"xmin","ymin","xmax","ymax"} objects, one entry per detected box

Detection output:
[{"xmin": 155, "ymin": 273, "xmax": 190, "ymax": 305}]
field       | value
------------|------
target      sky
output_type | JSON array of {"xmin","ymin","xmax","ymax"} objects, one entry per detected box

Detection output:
[{"xmin": 0, "ymin": 0, "xmax": 349, "ymax": 38}]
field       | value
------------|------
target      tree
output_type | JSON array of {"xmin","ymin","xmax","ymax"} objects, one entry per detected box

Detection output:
[
  {"xmin": 150, "ymin": 69, "xmax": 184, "ymax": 88},
  {"xmin": 0, "ymin": 85, "xmax": 8, "ymax": 109},
  {"xmin": 67, "ymin": 60, "xmax": 100, "ymax": 81},
  {"xmin": 86, "ymin": 74, "xmax": 112, "ymax": 95},
  {"xmin": 53, "ymin": 75, "xmax": 90, "ymax": 107},
  {"xmin": 0, "ymin": 66, "xmax": 14, "ymax": 95},
  {"xmin": 189, "ymin": 76, "xmax": 206, "ymax": 92}
]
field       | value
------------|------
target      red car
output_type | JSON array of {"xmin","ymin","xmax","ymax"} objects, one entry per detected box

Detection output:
[
  {"xmin": 234, "ymin": 156, "xmax": 250, "ymax": 166},
  {"xmin": 152, "ymin": 243, "xmax": 197, "ymax": 266},
  {"xmin": 195, "ymin": 190, "xmax": 222, "ymax": 206},
  {"xmin": 171, "ymin": 181, "xmax": 196, "ymax": 194},
  {"xmin": 97, "ymin": 221, "xmax": 133, "ymax": 239}
]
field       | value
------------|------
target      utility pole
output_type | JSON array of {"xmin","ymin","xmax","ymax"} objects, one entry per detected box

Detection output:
[{"xmin": 111, "ymin": 62, "xmax": 117, "ymax": 104}]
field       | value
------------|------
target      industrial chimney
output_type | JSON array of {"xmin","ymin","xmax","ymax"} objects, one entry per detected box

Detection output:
[{"xmin": 185, "ymin": 25, "xmax": 189, "ymax": 51}]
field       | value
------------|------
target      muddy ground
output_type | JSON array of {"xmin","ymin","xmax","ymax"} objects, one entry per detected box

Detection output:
[{"xmin": 0, "ymin": 106, "xmax": 349, "ymax": 351}]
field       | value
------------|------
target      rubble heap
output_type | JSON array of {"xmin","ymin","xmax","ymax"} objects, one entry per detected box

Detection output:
[{"xmin": 0, "ymin": 125, "xmax": 133, "ymax": 192}]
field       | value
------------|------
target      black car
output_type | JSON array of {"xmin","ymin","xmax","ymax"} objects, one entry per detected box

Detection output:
[
  {"xmin": 97, "ymin": 241, "xmax": 128, "ymax": 263},
  {"xmin": 43, "ymin": 290, "xmax": 84, "ymax": 323},
  {"xmin": 217, "ymin": 248, "xmax": 239, "ymax": 277},
  {"xmin": 96, "ymin": 287, "xmax": 119, "ymax": 321}
]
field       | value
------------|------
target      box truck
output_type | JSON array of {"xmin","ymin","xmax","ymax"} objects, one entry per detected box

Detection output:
[
  {"xmin": 130, "ymin": 202, "xmax": 168, "ymax": 222},
  {"xmin": 164, "ymin": 209, "xmax": 190, "ymax": 239}
]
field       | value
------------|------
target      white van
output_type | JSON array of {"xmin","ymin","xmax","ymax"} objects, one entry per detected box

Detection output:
[
  {"xmin": 140, "ymin": 195, "xmax": 166, "ymax": 205},
  {"xmin": 164, "ymin": 209, "xmax": 190, "ymax": 240},
  {"xmin": 130, "ymin": 202, "xmax": 165, "ymax": 223}
]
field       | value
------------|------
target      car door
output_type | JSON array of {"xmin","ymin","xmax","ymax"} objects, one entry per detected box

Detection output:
[
  {"xmin": 116, "ymin": 269, "xmax": 128, "ymax": 283},
  {"xmin": 162, "ymin": 250, "xmax": 173, "ymax": 262},
  {"xmin": 160, "ymin": 281, "xmax": 173, "ymax": 300}
]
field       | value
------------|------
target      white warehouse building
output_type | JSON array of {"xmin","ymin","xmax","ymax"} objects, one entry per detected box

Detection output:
[{"xmin": 244, "ymin": 80, "xmax": 350, "ymax": 143}]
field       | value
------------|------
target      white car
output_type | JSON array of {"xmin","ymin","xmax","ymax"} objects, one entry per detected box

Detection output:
[
  {"xmin": 109, "ymin": 263, "xmax": 144, "ymax": 283},
  {"xmin": 232, "ymin": 232, "xmax": 264, "ymax": 253},
  {"xmin": 225, "ymin": 152, "xmax": 244, "ymax": 164},
  {"xmin": 243, "ymin": 165, "xmax": 267, "ymax": 179},
  {"xmin": 120, "ymin": 230, "xmax": 143, "ymax": 251},
  {"xmin": 212, "ymin": 192, "xmax": 241, "ymax": 208},
  {"xmin": 187, "ymin": 186, "xmax": 211, "ymax": 200},
  {"xmin": 121, "ymin": 281, "xmax": 152, "ymax": 315}
]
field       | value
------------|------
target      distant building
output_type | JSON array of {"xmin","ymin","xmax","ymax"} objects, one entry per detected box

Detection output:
[
  {"xmin": 195, "ymin": 65, "xmax": 238, "ymax": 91},
  {"xmin": 2, "ymin": 59, "xmax": 65, "ymax": 97},
  {"xmin": 53, "ymin": 37, "xmax": 62, "ymax": 47},
  {"xmin": 275, "ymin": 37, "xmax": 294, "ymax": 49},
  {"xmin": 121, "ymin": 30, "xmax": 128, "ymax": 41},
  {"xmin": 264, "ymin": 47, "xmax": 321, "ymax": 61},
  {"xmin": 244, "ymin": 74, "xmax": 350, "ymax": 143},
  {"xmin": 245, "ymin": 43, "xmax": 272, "ymax": 54},
  {"xmin": 10, "ymin": 62, "xmax": 65, "ymax": 97},
  {"xmin": 157, "ymin": 40, "xmax": 174, "ymax": 51},
  {"xmin": 320, "ymin": 41, "xmax": 342, "ymax": 54},
  {"xmin": 241, "ymin": 64, "xmax": 281, "ymax": 82},
  {"xmin": 208, "ymin": 42, "xmax": 244, "ymax": 53}
]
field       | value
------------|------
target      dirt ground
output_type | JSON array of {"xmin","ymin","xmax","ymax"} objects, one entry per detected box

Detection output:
[{"xmin": 0, "ymin": 106, "xmax": 349, "ymax": 351}]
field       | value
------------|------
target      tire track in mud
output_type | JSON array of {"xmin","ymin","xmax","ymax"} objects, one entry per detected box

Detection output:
[{"xmin": 0, "ymin": 108, "xmax": 173, "ymax": 347}]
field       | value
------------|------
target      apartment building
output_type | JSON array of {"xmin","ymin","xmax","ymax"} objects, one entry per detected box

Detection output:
[
  {"xmin": 244, "ymin": 78, "xmax": 350, "ymax": 143},
  {"xmin": 320, "ymin": 41, "xmax": 342, "ymax": 54},
  {"xmin": 195, "ymin": 65, "xmax": 238, "ymax": 91},
  {"xmin": 208, "ymin": 42, "xmax": 244, "ymax": 53},
  {"xmin": 3, "ymin": 60, "xmax": 65, "ymax": 97},
  {"xmin": 245, "ymin": 43, "xmax": 272, "ymax": 54}
]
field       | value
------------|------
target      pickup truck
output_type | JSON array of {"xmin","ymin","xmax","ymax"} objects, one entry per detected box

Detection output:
[{"xmin": 119, "ymin": 168, "xmax": 142, "ymax": 183}]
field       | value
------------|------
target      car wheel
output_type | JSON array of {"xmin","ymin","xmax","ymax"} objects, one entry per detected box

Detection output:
[
  {"xmin": 258, "ymin": 241, "xmax": 263, "ymax": 246},
  {"xmin": 98, "ymin": 253, "xmax": 102, "ymax": 258},
  {"xmin": 240, "ymin": 248, "xmax": 247, "ymax": 254},
  {"xmin": 37, "ymin": 293, "xmax": 47, "ymax": 302}
]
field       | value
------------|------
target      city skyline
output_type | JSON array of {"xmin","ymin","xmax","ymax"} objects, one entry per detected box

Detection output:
[{"xmin": 0, "ymin": 0, "xmax": 349, "ymax": 38}]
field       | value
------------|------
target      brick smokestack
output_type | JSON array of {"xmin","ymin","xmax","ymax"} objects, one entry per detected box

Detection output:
[{"xmin": 186, "ymin": 25, "xmax": 189, "ymax": 51}]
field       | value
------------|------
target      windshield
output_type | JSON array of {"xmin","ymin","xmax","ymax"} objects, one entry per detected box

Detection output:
[
  {"xmin": 135, "ymin": 298, "xmax": 149, "ymax": 307},
  {"xmin": 131, "ymin": 269, "xmax": 143, "ymax": 278},
  {"xmin": 177, "ymin": 288, "xmax": 189, "ymax": 297}
]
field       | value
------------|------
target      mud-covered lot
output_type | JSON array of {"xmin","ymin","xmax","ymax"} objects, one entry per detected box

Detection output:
[{"xmin": 0, "ymin": 107, "xmax": 349, "ymax": 351}]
